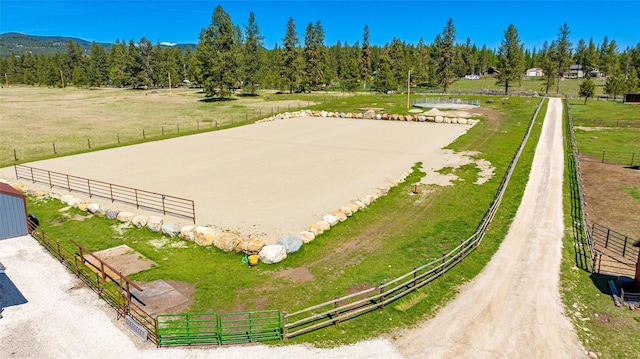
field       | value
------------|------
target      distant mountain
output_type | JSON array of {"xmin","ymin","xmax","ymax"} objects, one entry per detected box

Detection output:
[{"xmin": 0, "ymin": 32, "xmax": 195, "ymax": 58}]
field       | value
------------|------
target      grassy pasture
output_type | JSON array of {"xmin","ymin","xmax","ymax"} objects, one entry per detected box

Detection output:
[
  {"xmin": 447, "ymin": 76, "xmax": 608, "ymax": 96},
  {"xmin": 569, "ymin": 99, "xmax": 640, "ymax": 158},
  {"xmin": 0, "ymin": 86, "xmax": 340, "ymax": 166},
  {"xmin": 22, "ymin": 91, "xmax": 543, "ymax": 345}
]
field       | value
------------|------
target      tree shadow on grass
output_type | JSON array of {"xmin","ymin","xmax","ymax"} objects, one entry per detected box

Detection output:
[{"xmin": 199, "ymin": 97, "xmax": 238, "ymax": 103}]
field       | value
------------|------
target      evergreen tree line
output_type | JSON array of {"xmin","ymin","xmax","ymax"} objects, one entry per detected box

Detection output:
[{"xmin": 1, "ymin": 5, "xmax": 639, "ymax": 97}]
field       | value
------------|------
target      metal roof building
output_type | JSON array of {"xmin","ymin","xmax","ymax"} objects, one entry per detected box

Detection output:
[{"xmin": 0, "ymin": 183, "xmax": 28, "ymax": 240}]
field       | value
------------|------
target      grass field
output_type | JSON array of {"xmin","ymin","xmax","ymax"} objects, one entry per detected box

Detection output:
[
  {"xmin": 568, "ymin": 98, "xmax": 640, "ymax": 159},
  {"xmin": 0, "ymin": 86, "xmax": 345, "ymax": 166},
  {"xmin": 21, "ymin": 90, "xmax": 543, "ymax": 346},
  {"xmin": 447, "ymin": 76, "xmax": 608, "ymax": 96}
]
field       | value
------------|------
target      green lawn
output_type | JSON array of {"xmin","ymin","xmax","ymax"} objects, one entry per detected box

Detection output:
[
  {"xmin": 447, "ymin": 76, "xmax": 608, "ymax": 96},
  {"xmin": 568, "ymin": 99, "xmax": 640, "ymax": 159}
]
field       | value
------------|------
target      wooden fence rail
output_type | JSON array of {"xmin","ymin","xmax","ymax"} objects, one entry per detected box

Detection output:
[
  {"xmin": 28, "ymin": 222, "xmax": 158, "ymax": 345},
  {"xmin": 15, "ymin": 164, "xmax": 196, "ymax": 223}
]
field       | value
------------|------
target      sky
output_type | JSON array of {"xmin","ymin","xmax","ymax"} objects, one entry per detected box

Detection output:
[{"xmin": 1, "ymin": 0, "xmax": 639, "ymax": 51}]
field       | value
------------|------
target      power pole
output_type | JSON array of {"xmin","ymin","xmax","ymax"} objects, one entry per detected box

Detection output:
[
  {"xmin": 407, "ymin": 70, "xmax": 411, "ymax": 110},
  {"xmin": 60, "ymin": 70, "xmax": 65, "ymax": 89},
  {"xmin": 168, "ymin": 72, "xmax": 172, "ymax": 95}
]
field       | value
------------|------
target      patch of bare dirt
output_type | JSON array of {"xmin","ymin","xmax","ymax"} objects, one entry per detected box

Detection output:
[
  {"xmin": 579, "ymin": 154, "xmax": 640, "ymax": 240},
  {"xmin": 274, "ymin": 266, "xmax": 315, "ymax": 283}
]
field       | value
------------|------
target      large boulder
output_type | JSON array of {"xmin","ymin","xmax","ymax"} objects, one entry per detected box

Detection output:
[
  {"xmin": 77, "ymin": 202, "xmax": 89, "ymax": 211},
  {"xmin": 161, "ymin": 222, "xmax": 181, "ymax": 237},
  {"xmin": 87, "ymin": 203, "xmax": 100, "ymax": 214},
  {"xmin": 214, "ymin": 232, "xmax": 242, "ymax": 252},
  {"xmin": 61, "ymin": 194, "xmax": 74, "ymax": 204},
  {"xmin": 147, "ymin": 216, "xmax": 163, "ymax": 232},
  {"xmin": 106, "ymin": 209, "xmax": 120, "ymax": 220},
  {"xmin": 322, "ymin": 214, "xmax": 339, "ymax": 226},
  {"xmin": 131, "ymin": 215, "xmax": 149, "ymax": 228},
  {"xmin": 348, "ymin": 202, "xmax": 360, "ymax": 214},
  {"xmin": 67, "ymin": 197, "xmax": 81, "ymax": 208},
  {"xmin": 316, "ymin": 220, "xmax": 331, "ymax": 231},
  {"xmin": 276, "ymin": 235, "xmax": 303, "ymax": 253},
  {"xmin": 298, "ymin": 231, "xmax": 315, "ymax": 243},
  {"xmin": 193, "ymin": 226, "xmax": 215, "ymax": 246},
  {"xmin": 258, "ymin": 245, "xmax": 287, "ymax": 264},
  {"xmin": 333, "ymin": 211, "xmax": 348, "ymax": 223},
  {"xmin": 363, "ymin": 109, "xmax": 375, "ymax": 119},
  {"xmin": 236, "ymin": 237, "xmax": 266, "ymax": 255},
  {"xmin": 33, "ymin": 190, "xmax": 47, "ymax": 197},
  {"xmin": 117, "ymin": 211, "xmax": 135, "ymax": 223},
  {"xmin": 179, "ymin": 225, "xmax": 196, "ymax": 241},
  {"xmin": 306, "ymin": 224, "xmax": 323, "ymax": 236},
  {"xmin": 339, "ymin": 206, "xmax": 353, "ymax": 217}
]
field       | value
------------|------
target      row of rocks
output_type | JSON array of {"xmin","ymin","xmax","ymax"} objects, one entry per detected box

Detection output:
[
  {"xmin": 4, "ymin": 160, "xmax": 413, "ymax": 265},
  {"xmin": 255, "ymin": 109, "xmax": 476, "ymax": 125}
]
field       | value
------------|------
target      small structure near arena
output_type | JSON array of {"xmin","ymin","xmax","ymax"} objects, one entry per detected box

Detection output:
[
  {"xmin": 413, "ymin": 97, "xmax": 480, "ymax": 109},
  {"xmin": 623, "ymin": 93, "xmax": 640, "ymax": 104},
  {"xmin": 0, "ymin": 183, "xmax": 28, "ymax": 240}
]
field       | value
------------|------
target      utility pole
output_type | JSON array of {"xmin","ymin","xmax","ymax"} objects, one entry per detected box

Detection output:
[
  {"xmin": 168, "ymin": 72, "xmax": 172, "ymax": 95},
  {"xmin": 60, "ymin": 70, "xmax": 65, "ymax": 89},
  {"xmin": 407, "ymin": 70, "xmax": 411, "ymax": 110}
]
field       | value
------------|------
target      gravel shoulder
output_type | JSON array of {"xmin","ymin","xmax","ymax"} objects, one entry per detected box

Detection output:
[{"xmin": 394, "ymin": 97, "xmax": 586, "ymax": 358}]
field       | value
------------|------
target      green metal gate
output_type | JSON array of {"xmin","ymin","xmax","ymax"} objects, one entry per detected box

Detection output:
[
  {"xmin": 156, "ymin": 310, "xmax": 281, "ymax": 346},
  {"xmin": 156, "ymin": 313, "xmax": 219, "ymax": 346},
  {"xmin": 218, "ymin": 310, "xmax": 282, "ymax": 344}
]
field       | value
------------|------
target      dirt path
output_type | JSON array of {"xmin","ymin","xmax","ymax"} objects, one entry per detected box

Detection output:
[{"xmin": 394, "ymin": 97, "xmax": 585, "ymax": 358}]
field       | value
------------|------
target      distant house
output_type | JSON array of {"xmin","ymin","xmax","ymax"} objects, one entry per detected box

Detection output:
[
  {"xmin": 484, "ymin": 67, "xmax": 501, "ymax": 77},
  {"xmin": 569, "ymin": 64, "xmax": 584, "ymax": 78},
  {"xmin": 526, "ymin": 68, "xmax": 544, "ymax": 77}
]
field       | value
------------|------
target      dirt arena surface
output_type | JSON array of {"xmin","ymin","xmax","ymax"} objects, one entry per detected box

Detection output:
[{"xmin": 1, "ymin": 117, "xmax": 472, "ymax": 243}]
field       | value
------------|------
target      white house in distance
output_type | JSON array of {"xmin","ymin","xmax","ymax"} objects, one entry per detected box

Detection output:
[
  {"xmin": 526, "ymin": 68, "xmax": 544, "ymax": 77},
  {"xmin": 569, "ymin": 64, "xmax": 585, "ymax": 78}
]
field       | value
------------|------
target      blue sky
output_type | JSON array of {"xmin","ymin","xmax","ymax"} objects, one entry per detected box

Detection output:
[{"xmin": 1, "ymin": 1, "xmax": 639, "ymax": 51}]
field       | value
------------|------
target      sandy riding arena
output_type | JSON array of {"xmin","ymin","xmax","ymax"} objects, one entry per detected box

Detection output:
[{"xmin": 2, "ymin": 117, "xmax": 472, "ymax": 243}]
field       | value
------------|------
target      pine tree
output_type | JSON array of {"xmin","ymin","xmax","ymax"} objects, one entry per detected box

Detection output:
[
  {"xmin": 373, "ymin": 47, "xmax": 397, "ymax": 93},
  {"xmin": 578, "ymin": 76, "xmax": 595, "ymax": 104},
  {"xmin": 108, "ymin": 40, "xmax": 127, "ymax": 87},
  {"xmin": 302, "ymin": 21, "xmax": 327, "ymax": 92},
  {"xmin": 604, "ymin": 69, "xmax": 627, "ymax": 100},
  {"xmin": 553, "ymin": 23, "xmax": 572, "ymax": 94},
  {"xmin": 87, "ymin": 41, "xmax": 108, "ymax": 87},
  {"xmin": 359, "ymin": 25, "xmax": 371, "ymax": 90},
  {"xmin": 496, "ymin": 24, "xmax": 525, "ymax": 95},
  {"xmin": 242, "ymin": 12, "xmax": 264, "ymax": 95},
  {"xmin": 196, "ymin": 5, "xmax": 241, "ymax": 98},
  {"xmin": 281, "ymin": 17, "xmax": 301, "ymax": 93},
  {"xmin": 435, "ymin": 18, "xmax": 456, "ymax": 93},
  {"xmin": 539, "ymin": 41, "xmax": 556, "ymax": 94}
]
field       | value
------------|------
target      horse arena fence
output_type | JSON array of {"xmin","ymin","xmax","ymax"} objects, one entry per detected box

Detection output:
[
  {"xmin": 26, "ymin": 96, "xmax": 547, "ymax": 346},
  {"xmin": 15, "ymin": 164, "xmax": 196, "ymax": 223},
  {"xmin": 564, "ymin": 97, "xmax": 594, "ymax": 272}
]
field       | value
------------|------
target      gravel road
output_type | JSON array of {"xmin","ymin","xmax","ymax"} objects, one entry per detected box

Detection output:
[{"xmin": 395, "ymin": 97, "xmax": 586, "ymax": 358}]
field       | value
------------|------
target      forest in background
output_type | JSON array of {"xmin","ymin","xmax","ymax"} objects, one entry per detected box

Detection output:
[{"xmin": 1, "ymin": 5, "xmax": 639, "ymax": 97}]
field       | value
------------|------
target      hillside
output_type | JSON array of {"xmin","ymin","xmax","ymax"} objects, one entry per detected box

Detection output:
[{"xmin": 0, "ymin": 32, "xmax": 194, "ymax": 58}]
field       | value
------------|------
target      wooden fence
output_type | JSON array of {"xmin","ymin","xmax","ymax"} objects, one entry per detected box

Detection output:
[
  {"xmin": 565, "ymin": 97, "xmax": 594, "ymax": 271},
  {"xmin": 15, "ymin": 164, "xmax": 196, "ymax": 223},
  {"xmin": 591, "ymin": 223, "xmax": 638, "ymax": 277},
  {"xmin": 28, "ymin": 221, "xmax": 158, "ymax": 345},
  {"xmin": 578, "ymin": 150, "xmax": 639, "ymax": 167}
]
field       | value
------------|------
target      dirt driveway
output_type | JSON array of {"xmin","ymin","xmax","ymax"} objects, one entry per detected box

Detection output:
[{"xmin": 394, "ymin": 97, "xmax": 586, "ymax": 358}]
